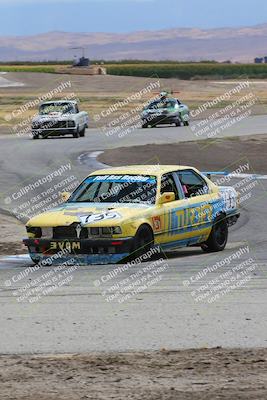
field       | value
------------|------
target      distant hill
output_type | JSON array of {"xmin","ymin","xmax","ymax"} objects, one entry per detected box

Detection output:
[{"xmin": 1, "ymin": 24, "xmax": 267, "ymax": 62}]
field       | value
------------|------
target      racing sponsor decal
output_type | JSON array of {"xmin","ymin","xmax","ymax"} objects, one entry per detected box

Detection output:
[
  {"xmin": 152, "ymin": 216, "xmax": 161, "ymax": 231},
  {"xmin": 50, "ymin": 241, "xmax": 81, "ymax": 252},
  {"xmin": 170, "ymin": 204, "xmax": 213, "ymax": 235},
  {"xmin": 86, "ymin": 175, "xmax": 156, "ymax": 183},
  {"xmin": 79, "ymin": 211, "xmax": 121, "ymax": 225},
  {"xmin": 220, "ymin": 187, "xmax": 237, "ymax": 211}
]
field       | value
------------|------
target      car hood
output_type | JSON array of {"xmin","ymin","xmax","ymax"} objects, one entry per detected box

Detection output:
[
  {"xmin": 27, "ymin": 202, "xmax": 153, "ymax": 227},
  {"xmin": 32, "ymin": 113, "xmax": 71, "ymax": 122}
]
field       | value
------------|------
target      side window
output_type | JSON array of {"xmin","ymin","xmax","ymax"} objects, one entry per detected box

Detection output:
[
  {"xmin": 161, "ymin": 173, "xmax": 179, "ymax": 200},
  {"xmin": 177, "ymin": 170, "xmax": 209, "ymax": 198}
]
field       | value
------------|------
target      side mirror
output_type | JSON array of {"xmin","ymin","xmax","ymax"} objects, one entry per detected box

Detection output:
[
  {"xmin": 60, "ymin": 192, "xmax": 71, "ymax": 202},
  {"xmin": 158, "ymin": 192, "xmax": 175, "ymax": 205}
]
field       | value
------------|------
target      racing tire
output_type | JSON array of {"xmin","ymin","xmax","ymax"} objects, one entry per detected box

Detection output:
[
  {"xmin": 132, "ymin": 225, "xmax": 154, "ymax": 259},
  {"xmin": 32, "ymin": 134, "xmax": 39, "ymax": 140},
  {"xmin": 142, "ymin": 123, "xmax": 148, "ymax": 129},
  {"xmin": 175, "ymin": 118, "xmax": 181, "ymax": 127},
  {"xmin": 73, "ymin": 127, "xmax": 80, "ymax": 138},
  {"xmin": 184, "ymin": 121, "xmax": 189, "ymax": 126},
  {"xmin": 201, "ymin": 217, "xmax": 228, "ymax": 252},
  {"xmin": 80, "ymin": 127, "xmax": 86, "ymax": 137},
  {"xmin": 29, "ymin": 255, "xmax": 40, "ymax": 265}
]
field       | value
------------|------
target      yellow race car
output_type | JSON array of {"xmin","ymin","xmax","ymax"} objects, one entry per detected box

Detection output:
[{"xmin": 23, "ymin": 165, "xmax": 240, "ymax": 265}]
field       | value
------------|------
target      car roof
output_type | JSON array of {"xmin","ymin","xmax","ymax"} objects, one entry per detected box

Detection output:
[
  {"xmin": 40, "ymin": 100, "xmax": 77, "ymax": 105},
  {"xmin": 150, "ymin": 97, "xmax": 177, "ymax": 103},
  {"xmin": 89, "ymin": 165, "xmax": 197, "ymax": 178}
]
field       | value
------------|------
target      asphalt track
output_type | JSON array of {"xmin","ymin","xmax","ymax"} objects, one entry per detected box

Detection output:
[{"xmin": 0, "ymin": 119, "xmax": 266, "ymax": 353}]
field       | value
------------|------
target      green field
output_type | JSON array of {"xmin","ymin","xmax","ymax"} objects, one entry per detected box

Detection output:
[
  {"xmin": 0, "ymin": 65, "xmax": 57, "ymax": 73},
  {"xmin": 1, "ymin": 62, "xmax": 267, "ymax": 79},
  {"xmin": 106, "ymin": 63, "xmax": 267, "ymax": 80}
]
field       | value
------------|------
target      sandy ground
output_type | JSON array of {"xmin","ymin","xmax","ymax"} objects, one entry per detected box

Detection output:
[
  {"xmin": 0, "ymin": 348, "xmax": 266, "ymax": 400},
  {"xmin": 100, "ymin": 134, "xmax": 267, "ymax": 174},
  {"xmin": 0, "ymin": 213, "xmax": 26, "ymax": 255}
]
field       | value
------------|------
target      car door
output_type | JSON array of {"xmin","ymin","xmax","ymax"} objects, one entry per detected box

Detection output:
[
  {"xmin": 154, "ymin": 172, "xmax": 191, "ymax": 248},
  {"xmin": 174, "ymin": 169, "xmax": 216, "ymax": 244},
  {"xmin": 155, "ymin": 170, "xmax": 215, "ymax": 248}
]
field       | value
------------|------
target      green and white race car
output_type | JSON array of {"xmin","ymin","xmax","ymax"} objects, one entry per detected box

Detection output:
[{"xmin": 141, "ymin": 92, "xmax": 190, "ymax": 128}]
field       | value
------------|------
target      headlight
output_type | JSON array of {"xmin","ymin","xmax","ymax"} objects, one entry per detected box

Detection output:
[
  {"xmin": 112, "ymin": 227, "xmax": 122, "ymax": 234},
  {"xmin": 90, "ymin": 227, "xmax": 100, "ymax": 235},
  {"xmin": 88, "ymin": 226, "xmax": 122, "ymax": 236},
  {"xmin": 68, "ymin": 121, "xmax": 75, "ymax": 127},
  {"xmin": 26, "ymin": 227, "xmax": 42, "ymax": 238},
  {"xmin": 41, "ymin": 227, "xmax": 53, "ymax": 238},
  {"xmin": 102, "ymin": 227, "xmax": 122, "ymax": 235},
  {"xmin": 102, "ymin": 227, "xmax": 112, "ymax": 235}
]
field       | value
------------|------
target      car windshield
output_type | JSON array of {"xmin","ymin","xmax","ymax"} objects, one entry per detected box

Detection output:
[
  {"xmin": 68, "ymin": 175, "xmax": 157, "ymax": 205},
  {"xmin": 40, "ymin": 103, "xmax": 75, "ymax": 115},
  {"xmin": 145, "ymin": 99, "xmax": 176, "ymax": 110}
]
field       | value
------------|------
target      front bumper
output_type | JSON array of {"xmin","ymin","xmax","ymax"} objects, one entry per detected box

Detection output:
[
  {"xmin": 142, "ymin": 114, "xmax": 179, "ymax": 125},
  {"xmin": 32, "ymin": 128, "xmax": 76, "ymax": 136},
  {"xmin": 23, "ymin": 237, "xmax": 134, "ymax": 265}
]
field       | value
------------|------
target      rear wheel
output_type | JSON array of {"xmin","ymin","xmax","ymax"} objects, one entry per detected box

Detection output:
[
  {"xmin": 32, "ymin": 133, "xmax": 39, "ymax": 140},
  {"xmin": 201, "ymin": 217, "xmax": 228, "ymax": 252}
]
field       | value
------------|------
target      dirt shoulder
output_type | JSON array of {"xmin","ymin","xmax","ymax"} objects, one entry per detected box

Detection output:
[
  {"xmin": 0, "ymin": 348, "xmax": 266, "ymax": 400},
  {"xmin": 99, "ymin": 134, "xmax": 267, "ymax": 174},
  {"xmin": 0, "ymin": 213, "xmax": 26, "ymax": 256}
]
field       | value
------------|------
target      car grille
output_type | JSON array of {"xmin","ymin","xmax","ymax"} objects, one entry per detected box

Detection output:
[
  {"xmin": 40, "ymin": 121, "xmax": 68, "ymax": 129},
  {"xmin": 53, "ymin": 224, "xmax": 88, "ymax": 239}
]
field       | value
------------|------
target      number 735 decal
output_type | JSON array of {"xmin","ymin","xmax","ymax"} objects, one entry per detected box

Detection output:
[{"xmin": 79, "ymin": 211, "xmax": 121, "ymax": 225}]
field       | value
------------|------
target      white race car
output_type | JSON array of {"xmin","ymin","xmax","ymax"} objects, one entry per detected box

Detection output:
[{"xmin": 32, "ymin": 100, "xmax": 89, "ymax": 139}]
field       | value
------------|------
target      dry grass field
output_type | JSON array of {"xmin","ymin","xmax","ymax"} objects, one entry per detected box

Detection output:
[{"xmin": 0, "ymin": 72, "xmax": 267, "ymax": 132}]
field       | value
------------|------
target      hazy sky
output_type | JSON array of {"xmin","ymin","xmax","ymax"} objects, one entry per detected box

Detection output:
[{"xmin": 1, "ymin": 0, "xmax": 267, "ymax": 36}]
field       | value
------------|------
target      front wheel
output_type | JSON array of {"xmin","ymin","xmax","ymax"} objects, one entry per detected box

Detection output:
[
  {"xmin": 32, "ymin": 134, "xmax": 39, "ymax": 140},
  {"xmin": 80, "ymin": 127, "xmax": 86, "ymax": 137},
  {"xmin": 73, "ymin": 127, "xmax": 80, "ymax": 138},
  {"xmin": 132, "ymin": 225, "xmax": 154, "ymax": 258},
  {"xmin": 201, "ymin": 218, "xmax": 228, "ymax": 252},
  {"xmin": 184, "ymin": 121, "xmax": 189, "ymax": 126},
  {"xmin": 175, "ymin": 118, "xmax": 181, "ymax": 127},
  {"xmin": 29, "ymin": 254, "xmax": 40, "ymax": 264}
]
